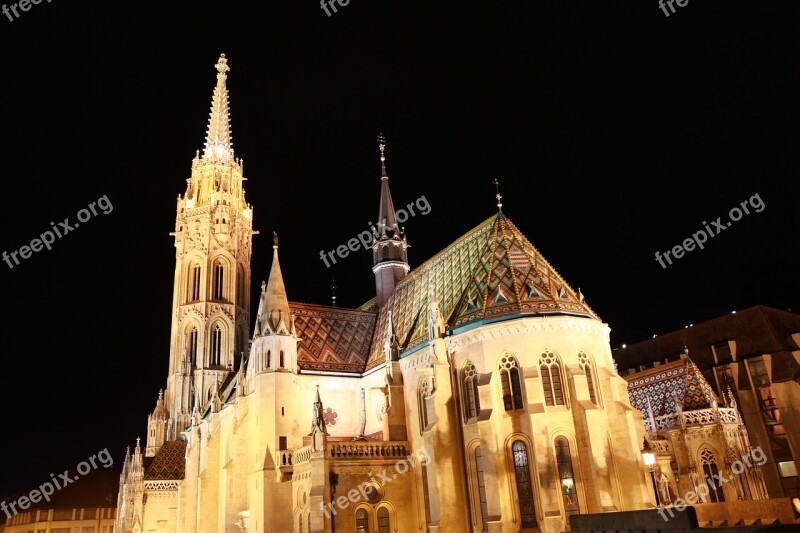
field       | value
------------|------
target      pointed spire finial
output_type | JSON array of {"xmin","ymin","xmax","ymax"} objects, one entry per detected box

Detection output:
[
  {"xmin": 330, "ymin": 277, "xmax": 338, "ymax": 307},
  {"xmin": 273, "ymin": 231, "xmax": 279, "ymax": 248},
  {"xmin": 377, "ymin": 132, "xmax": 387, "ymax": 178},
  {"xmin": 203, "ymin": 53, "xmax": 234, "ymax": 160},
  {"xmin": 493, "ymin": 178, "xmax": 503, "ymax": 213}
]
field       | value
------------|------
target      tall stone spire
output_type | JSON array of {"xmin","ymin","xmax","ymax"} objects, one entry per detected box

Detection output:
[
  {"xmin": 203, "ymin": 54, "xmax": 233, "ymax": 160},
  {"xmin": 372, "ymin": 133, "xmax": 410, "ymax": 308}
]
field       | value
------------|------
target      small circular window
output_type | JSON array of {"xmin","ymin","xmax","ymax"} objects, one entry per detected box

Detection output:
[{"xmin": 364, "ymin": 482, "xmax": 382, "ymax": 504}]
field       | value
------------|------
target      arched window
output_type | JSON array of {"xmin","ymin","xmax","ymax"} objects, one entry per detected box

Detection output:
[
  {"xmin": 377, "ymin": 508, "xmax": 390, "ymax": 533},
  {"xmin": 555, "ymin": 437, "xmax": 579, "ymax": 516},
  {"xmin": 189, "ymin": 263, "xmax": 202, "ymax": 301},
  {"xmin": 512, "ymin": 440, "xmax": 537, "ymax": 528},
  {"xmin": 210, "ymin": 325, "xmax": 222, "ymax": 366},
  {"xmin": 280, "ymin": 350, "xmax": 285, "ymax": 368},
  {"xmin": 578, "ymin": 352, "xmax": 597, "ymax": 404},
  {"xmin": 237, "ymin": 264, "xmax": 246, "ymax": 306},
  {"xmin": 475, "ymin": 446, "xmax": 489, "ymax": 532},
  {"xmin": 700, "ymin": 449, "xmax": 725, "ymax": 502},
  {"xmin": 421, "ymin": 463, "xmax": 432, "ymax": 525},
  {"xmin": 355, "ymin": 508, "xmax": 369, "ymax": 533},
  {"xmin": 187, "ymin": 327, "xmax": 198, "ymax": 367},
  {"xmin": 418, "ymin": 379, "xmax": 435, "ymax": 433},
  {"xmin": 462, "ymin": 362, "xmax": 481, "ymax": 421},
  {"xmin": 213, "ymin": 262, "xmax": 225, "ymax": 300},
  {"xmin": 499, "ymin": 355, "xmax": 523, "ymax": 411},
  {"xmin": 540, "ymin": 352, "xmax": 564, "ymax": 406}
]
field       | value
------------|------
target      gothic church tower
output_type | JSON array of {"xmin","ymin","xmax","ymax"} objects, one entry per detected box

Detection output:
[{"xmin": 149, "ymin": 54, "xmax": 255, "ymax": 452}]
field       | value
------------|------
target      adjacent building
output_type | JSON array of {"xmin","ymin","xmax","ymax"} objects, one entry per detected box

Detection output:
[{"xmin": 616, "ymin": 306, "xmax": 800, "ymax": 500}]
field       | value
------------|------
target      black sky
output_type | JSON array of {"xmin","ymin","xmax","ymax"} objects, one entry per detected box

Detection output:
[{"xmin": 0, "ymin": 0, "xmax": 797, "ymax": 497}]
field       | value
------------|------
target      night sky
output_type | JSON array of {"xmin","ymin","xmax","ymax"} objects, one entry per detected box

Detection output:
[{"xmin": 0, "ymin": 1, "xmax": 797, "ymax": 498}]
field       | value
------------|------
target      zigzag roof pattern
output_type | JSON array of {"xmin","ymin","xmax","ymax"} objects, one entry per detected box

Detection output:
[
  {"xmin": 364, "ymin": 213, "xmax": 599, "ymax": 370},
  {"xmin": 626, "ymin": 358, "xmax": 720, "ymax": 418},
  {"xmin": 292, "ymin": 302, "xmax": 377, "ymax": 373}
]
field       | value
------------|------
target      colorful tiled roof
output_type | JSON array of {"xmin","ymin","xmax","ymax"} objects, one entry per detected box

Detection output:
[
  {"xmin": 292, "ymin": 302, "xmax": 377, "ymax": 373},
  {"xmin": 365, "ymin": 214, "xmax": 599, "ymax": 370},
  {"xmin": 144, "ymin": 441, "xmax": 187, "ymax": 480},
  {"xmin": 626, "ymin": 358, "xmax": 719, "ymax": 418}
]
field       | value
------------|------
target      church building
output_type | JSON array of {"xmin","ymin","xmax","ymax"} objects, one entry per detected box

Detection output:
[{"xmin": 115, "ymin": 53, "xmax": 660, "ymax": 533}]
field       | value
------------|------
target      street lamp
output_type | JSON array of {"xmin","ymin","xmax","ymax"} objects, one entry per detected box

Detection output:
[{"xmin": 642, "ymin": 438, "xmax": 661, "ymax": 507}]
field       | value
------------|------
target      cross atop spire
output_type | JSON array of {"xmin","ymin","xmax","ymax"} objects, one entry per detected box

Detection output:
[
  {"xmin": 493, "ymin": 178, "xmax": 503, "ymax": 213},
  {"xmin": 203, "ymin": 53, "xmax": 234, "ymax": 160},
  {"xmin": 377, "ymin": 132, "xmax": 387, "ymax": 178}
]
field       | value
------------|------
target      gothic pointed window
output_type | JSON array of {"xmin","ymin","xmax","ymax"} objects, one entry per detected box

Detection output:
[
  {"xmin": 188, "ymin": 327, "xmax": 198, "ymax": 367},
  {"xmin": 555, "ymin": 437, "xmax": 579, "ymax": 516},
  {"xmin": 462, "ymin": 362, "xmax": 481, "ymax": 421},
  {"xmin": 700, "ymin": 449, "xmax": 725, "ymax": 502},
  {"xmin": 499, "ymin": 355, "xmax": 523, "ymax": 411},
  {"xmin": 355, "ymin": 508, "xmax": 369, "ymax": 533},
  {"xmin": 475, "ymin": 446, "xmax": 489, "ymax": 532},
  {"xmin": 210, "ymin": 325, "xmax": 222, "ymax": 366},
  {"xmin": 189, "ymin": 263, "xmax": 202, "ymax": 302},
  {"xmin": 213, "ymin": 262, "xmax": 225, "ymax": 300},
  {"xmin": 512, "ymin": 440, "xmax": 537, "ymax": 527},
  {"xmin": 578, "ymin": 352, "xmax": 597, "ymax": 404},
  {"xmin": 540, "ymin": 352, "xmax": 565, "ymax": 406}
]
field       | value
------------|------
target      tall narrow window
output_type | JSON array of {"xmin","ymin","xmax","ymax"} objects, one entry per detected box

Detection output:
[
  {"xmin": 512, "ymin": 440, "xmax": 537, "ymax": 528},
  {"xmin": 499, "ymin": 355, "xmax": 523, "ymax": 411},
  {"xmin": 237, "ymin": 265, "xmax": 245, "ymax": 305},
  {"xmin": 188, "ymin": 327, "xmax": 198, "ymax": 367},
  {"xmin": 267, "ymin": 350, "xmax": 271, "ymax": 368},
  {"xmin": 700, "ymin": 449, "xmax": 725, "ymax": 502},
  {"xmin": 475, "ymin": 446, "xmax": 489, "ymax": 532},
  {"xmin": 377, "ymin": 508, "xmax": 390, "ymax": 533},
  {"xmin": 578, "ymin": 352, "xmax": 597, "ymax": 404},
  {"xmin": 421, "ymin": 464, "xmax": 432, "ymax": 525},
  {"xmin": 280, "ymin": 350, "xmax": 285, "ymax": 368},
  {"xmin": 210, "ymin": 325, "xmax": 222, "ymax": 366},
  {"xmin": 298, "ymin": 514, "xmax": 302, "ymax": 533},
  {"xmin": 555, "ymin": 437, "xmax": 579, "ymax": 516},
  {"xmin": 355, "ymin": 509, "xmax": 369, "ymax": 533},
  {"xmin": 419, "ymin": 379, "xmax": 437, "ymax": 433},
  {"xmin": 540, "ymin": 352, "xmax": 564, "ymax": 406},
  {"xmin": 213, "ymin": 262, "xmax": 224, "ymax": 300},
  {"xmin": 462, "ymin": 362, "xmax": 481, "ymax": 421},
  {"xmin": 189, "ymin": 264, "xmax": 201, "ymax": 301}
]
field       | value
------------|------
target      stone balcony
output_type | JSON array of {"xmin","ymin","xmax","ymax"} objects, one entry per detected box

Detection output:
[{"xmin": 644, "ymin": 407, "xmax": 740, "ymax": 433}]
